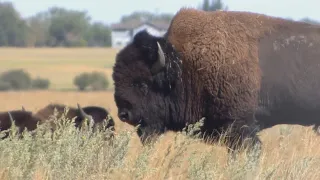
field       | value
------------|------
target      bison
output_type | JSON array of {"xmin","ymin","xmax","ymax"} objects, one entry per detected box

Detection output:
[
  {"xmin": 0, "ymin": 110, "xmax": 41, "ymax": 139},
  {"xmin": 34, "ymin": 103, "xmax": 115, "ymax": 132},
  {"xmin": 112, "ymin": 8, "xmax": 320, "ymax": 158},
  {"xmin": 78, "ymin": 105, "xmax": 115, "ymax": 131}
]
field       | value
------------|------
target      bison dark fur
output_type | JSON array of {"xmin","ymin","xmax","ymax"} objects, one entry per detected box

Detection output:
[
  {"xmin": 112, "ymin": 8, "xmax": 320, "ymax": 157},
  {"xmin": 0, "ymin": 110, "xmax": 41, "ymax": 139},
  {"xmin": 80, "ymin": 106, "xmax": 115, "ymax": 131},
  {"xmin": 34, "ymin": 103, "xmax": 78, "ymax": 124}
]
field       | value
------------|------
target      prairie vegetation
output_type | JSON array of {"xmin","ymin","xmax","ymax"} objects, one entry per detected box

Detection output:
[{"xmin": 0, "ymin": 48, "xmax": 319, "ymax": 180}]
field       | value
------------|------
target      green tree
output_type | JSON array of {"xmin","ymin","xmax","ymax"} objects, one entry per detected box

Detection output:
[
  {"xmin": 89, "ymin": 71, "xmax": 109, "ymax": 91},
  {"xmin": 85, "ymin": 22, "xmax": 111, "ymax": 47},
  {"xmin": 32, "ymin": 77, "xmax": 50, "ymax": 89},
  {"xmin": 120, "ymin": 11, "xmax": 173, "ymax": 23},
  {"xmin": 0, "ymin": 80, "xmax": 12, "ymax": 91},
  {"xmin": 199, "ymin": 0, "xmax": 228, "ymax": 11},
  {"xmin": 73, "ymin": 72, "xmax": 109, "ymax": 91},
  {"xmin": 26, "ymin": 11, "xmax": 51, "ymax": 47},
  {"xmin": 48, "ymin": 7, "xmax": 90, "ymax": 47},
  {"xmin": 202, "ymin": 0, "xmax": 210, "ymax": 11},
  {"xmin": 0, "ymin": 69, "xmax": 32, "ymax": 90},
  {"xmin": 74, "ymin": 72, "xmax": 91, "ymax": 91},
  {"xmin": 211, "ymin": 0, "xmax": 224, "ymax": 11},
  {"xmin": 0, "ymin": 2, "xmax": 29, "ymax": 46}
]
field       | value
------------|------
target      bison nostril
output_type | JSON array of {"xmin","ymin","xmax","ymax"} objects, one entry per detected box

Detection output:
[{"xmin": 119, "ymin": 111, "xmax": 129, "ymax": 121}]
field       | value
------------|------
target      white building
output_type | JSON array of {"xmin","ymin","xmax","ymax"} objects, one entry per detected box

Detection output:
[{"xmin": 110, "ymin": 20, "xmax": 169, "ymax": 49}]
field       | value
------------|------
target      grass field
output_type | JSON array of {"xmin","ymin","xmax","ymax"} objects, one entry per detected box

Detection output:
[
  {"xmin": 0, "ymin": 48, "xmax": 320, "ymax": 180},
  {"xmin": 0, "ymin": 48, "xmax": 119, "ymax": 90}
]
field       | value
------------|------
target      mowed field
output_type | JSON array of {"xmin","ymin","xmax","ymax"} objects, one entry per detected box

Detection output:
[{"xmin": 0, "ymin": 48, "xmax": 320, "ymax": 180}]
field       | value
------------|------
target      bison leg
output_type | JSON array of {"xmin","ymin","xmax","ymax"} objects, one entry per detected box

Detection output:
[
  {"xmin": 226, "ymin": 116, "xmax": 262, "ymax": 167},
  {"xmin": 312, "ymin": 125, "xmax": 320, "ymax": 135},
  {"xmin": 136, "ymin": 122, "xmax": 166, "ymax": 145}
]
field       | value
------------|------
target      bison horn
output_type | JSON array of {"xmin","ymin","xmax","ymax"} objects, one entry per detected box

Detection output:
[
  {"xmin": 8, "ymin": 112, "xmax": 14, "ymax": 122},
  {"xmin": 22, "ymin": 106, "xmax": 26, "ymax": 111},
  {"xmin": 151, "ymin": 42, "xmax": 166, "ymax": 75},
  {"xmin": 77, "ymin": 103, "xmax": 94, "ymax": 124}
]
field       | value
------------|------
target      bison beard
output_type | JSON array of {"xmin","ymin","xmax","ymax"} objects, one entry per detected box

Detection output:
[{"xmin": 113, "ymin": 8, "xmax": 320, "ymax": 160}]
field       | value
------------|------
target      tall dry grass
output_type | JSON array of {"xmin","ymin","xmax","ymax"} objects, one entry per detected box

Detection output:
[
  {"xmin": 1, "ymin": 112, "xmax": 320, "ymax": 180},
  {"xmin": 0, "ymin": 91, "xmax": 320, "ymax": 180}
]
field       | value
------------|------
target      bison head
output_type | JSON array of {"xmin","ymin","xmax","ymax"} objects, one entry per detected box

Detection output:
[
  {"xmin": 76, "ymin": 104, "xmax": 115, "ymax": 132},
  {"xmin": 112, "ymin": 30, "xmax": 182, "ymax": 144},
  {"xmin": 0, "ymin": 110, "xmax": 41, "ymax": 139}
]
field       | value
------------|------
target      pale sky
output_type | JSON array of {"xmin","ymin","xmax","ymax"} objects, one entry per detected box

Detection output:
[{"xmin": 6, "ymin": 0, "xmax": 320, "ymax": 25}]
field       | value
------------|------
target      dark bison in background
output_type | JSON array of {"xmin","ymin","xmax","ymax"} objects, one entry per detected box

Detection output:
[
  {"xmin": 0, "ymin": 110, "xmax": 41, "ymax": 139},
  {"xmin": 112, "ymin": 7, "xmax": 320, "ymax": 157},
  {"xmin": 34, "ymin": 103, "xmax": 115, "ymax": 132},
  {"xmin": 78, "ymin": 104, "xmax": 115, "ymax": 132}
]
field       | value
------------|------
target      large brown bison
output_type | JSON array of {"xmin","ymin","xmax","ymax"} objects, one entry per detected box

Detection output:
[
  {"xmin": 0, "ymin": 110, "xmax": 41, "ymax": 139},
  {"xmin": 112, "ymin": 7, "xmax": 320, "ymax": 157},
  {"xmin": 34, "ymin": 103, "xmax": 115, "ymax": 132}
]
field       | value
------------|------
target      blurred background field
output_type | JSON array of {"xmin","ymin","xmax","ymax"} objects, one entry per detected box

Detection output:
[
  {"xmin": 0, "ymin": 48, "xmax": 119, "ymax": 90},
  {"xmin": 0, "ymin": 0, "xmax": 320, "ymax": 179}
]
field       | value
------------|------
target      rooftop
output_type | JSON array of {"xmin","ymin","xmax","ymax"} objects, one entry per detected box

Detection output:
[{"xmin": 111, "ymin": 19, "xmax": 170, "ymax": 31}]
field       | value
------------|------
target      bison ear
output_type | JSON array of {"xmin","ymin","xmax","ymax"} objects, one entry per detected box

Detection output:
[{"xmin": 150, "ymin": 42, "xmax": 166, "ymax": 75}]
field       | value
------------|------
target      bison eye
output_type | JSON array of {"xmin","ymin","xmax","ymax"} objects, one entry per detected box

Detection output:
[
  {"xmin": 132, "ymin": 80, "xmax": 149, "ymax": 96},
  {"xmin": 140, "ymin": 82, "xmax": 148, "ymax": 95}
]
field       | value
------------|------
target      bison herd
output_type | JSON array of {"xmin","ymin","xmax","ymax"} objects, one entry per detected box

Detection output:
[
  {"xmin": 2, "ymin": 8, "xmax": 320, "ymax": 161},
  {"xmin": 0, "ymin": 103, "xmax": 115, "ymax": 139}
]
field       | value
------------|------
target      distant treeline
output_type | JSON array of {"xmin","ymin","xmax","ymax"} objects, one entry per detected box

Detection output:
[
  {"xmin": 0, "ymin": 0, "xmax": 318, "ymax": 47},
  {"xmin": 0, "ymin": 2, "xmax": 174, "ymax": 47}
]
